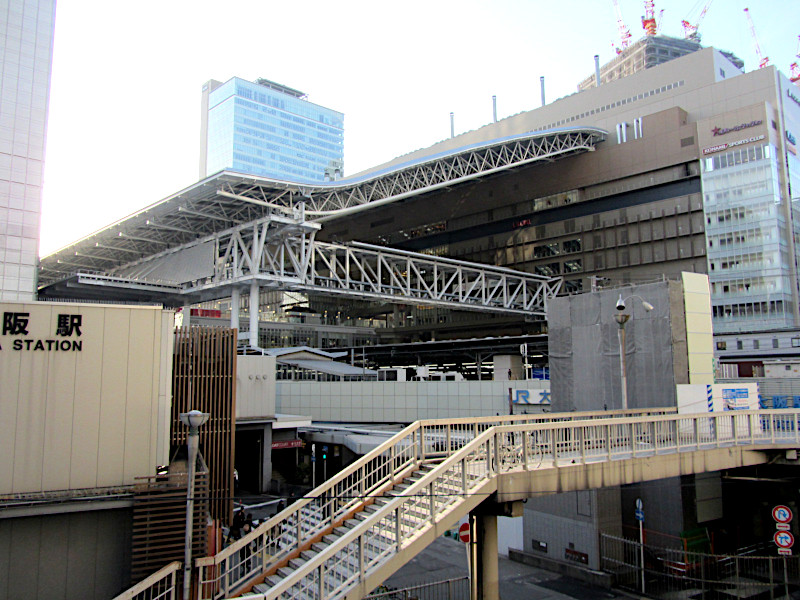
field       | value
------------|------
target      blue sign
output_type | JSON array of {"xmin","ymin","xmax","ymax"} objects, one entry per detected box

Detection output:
[
  {"xmin": 513, "ymin": 389, "xmax": 551, "ymax": 405},
  {"xmin": 635, "ymin": 509, "xmax": 644, "ymax": 522}
]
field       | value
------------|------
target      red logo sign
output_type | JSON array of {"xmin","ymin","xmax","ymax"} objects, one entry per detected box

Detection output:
[
  {"xmin": 459, "ymin": 522, "xmax": 471, "ymax": 543},
  {"xmin": 271, "ymin": 439, "xmax": 303, "ymax": 450}
]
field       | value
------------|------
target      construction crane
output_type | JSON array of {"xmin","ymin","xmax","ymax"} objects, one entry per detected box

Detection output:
[
  {"xmin": 743, "ymin": 7, "xmax": 770, "ymax": 69},
  {"xmin": 681, "ymin": 0, "xmax": 713, "ymax": 42},
  {"xmin": 790, "ymin": 35, "xmax": 800, "ymax": 84},
  {"xmin": 612, "ymin": 0, "xmax": 633, "ymax": 54},
  {"xmin": 641, "ymin": 0, "xmax": 658, "ymax": 36}
]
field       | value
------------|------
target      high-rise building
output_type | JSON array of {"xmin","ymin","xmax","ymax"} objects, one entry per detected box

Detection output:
[
  {"xmin": 0, "ymin": 0, "xmax": 56, "ymax": 301},
  {"xmin": 199, "ymin": 77, "xmax": 344, "ymax": 182},
  {"xmin": 577, "ymin": 34, "xmax": 743, "ymax": 91}
]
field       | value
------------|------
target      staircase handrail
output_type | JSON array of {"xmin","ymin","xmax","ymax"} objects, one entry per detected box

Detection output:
[
  {"xmin": 262, "ymin": 422, "xmax": 502, "ymax": 599},
  {"xmin": 195, "ymin": 408, "xmax": 673, "ymax": 598},
  {"xmin": 257, "ymin": 409, "xmax": 800, "ymax": 600}
]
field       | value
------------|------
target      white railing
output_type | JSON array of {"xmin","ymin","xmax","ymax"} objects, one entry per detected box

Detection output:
[
  {"xmin": 249, "ymin": 410, "xmax": 800, "ymax": 600},
  {"xmin": 111, "ymin": 561, "xmax": 181, "ymax": 600},
  {"xmin": 195, "ymin": 409, "xmax": 668, "ymax": 599}
]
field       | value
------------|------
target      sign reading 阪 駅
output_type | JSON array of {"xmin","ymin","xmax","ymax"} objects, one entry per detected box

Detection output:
[{"xmin": 1, "ymin": 311, "xmax": 83, "ymax": 352}]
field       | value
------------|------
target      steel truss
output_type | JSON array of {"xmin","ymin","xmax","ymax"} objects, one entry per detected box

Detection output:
[
  {"xmin": 72, "ymin": 213, "xmax": 561, "ymax": 316},
  {"xmin": 218, "ymin": 128, "xmax": 604, "ymax": 215},
  {"xmin": 39, "ymin": 127, "xmax": 604, "ymax": 288}
]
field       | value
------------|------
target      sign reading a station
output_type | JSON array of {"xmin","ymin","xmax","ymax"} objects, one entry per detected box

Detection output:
[{"xmin": 0, "ymin": 310, "xmax": 83, "ymax": 352}]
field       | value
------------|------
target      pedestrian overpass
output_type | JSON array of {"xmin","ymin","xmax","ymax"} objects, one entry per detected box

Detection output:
[{"xmin": 139, "ymin": 408, "xmax": 799, "ymax": 600}]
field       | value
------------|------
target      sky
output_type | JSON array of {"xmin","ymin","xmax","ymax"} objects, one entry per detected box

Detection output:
[{"xmin": 38, "ymin": 0, "xmax": 800, "ymax": 255}]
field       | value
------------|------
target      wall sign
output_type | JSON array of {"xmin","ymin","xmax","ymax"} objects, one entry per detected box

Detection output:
[
  {"xmin": 513, "ymin": 389, "xmax": 551, "ymax": 405},
  {"xmin": 712, "ymin": 120, "xmax": 762, "ymax": 137},
  {"xmin": 0, "ymin": 311, "xmax": 83, "ymax": 352},
  {"xmin": 702, "ymin": 134, "xmax": 766, "ymax": 155},
  {"xmin": 788, "ymin": 89, "xmax": 800, "ymax": 108}
]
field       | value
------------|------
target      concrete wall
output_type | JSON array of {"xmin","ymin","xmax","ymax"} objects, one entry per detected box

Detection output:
[
  {"xmin": 276, "ymin": 380, "xmax": 550, "ymax": 422},
  {"xmin": 523, "ymin": 488, "xmax": 622, "ymax": 570},
  {"xmin": 0, "ymin": 508, "xmax": 131, "ymax": 600},
  {"xmin": 0, "ymin": 302, "xmax": 173, "ymax": 495},
  {"xmin": 237, "ymin": 355, "xmax": 277, "ymax": 419}
]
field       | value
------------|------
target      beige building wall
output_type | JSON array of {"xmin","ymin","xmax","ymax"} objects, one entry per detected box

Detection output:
[
  {"xmin": 236, "ymin": 355, "xmax": 277, "ymax": 419},
  {"xmin": 0, "ymin": 302, "xmax": 174, "ymax": 495},
  {"xmin": 682, "ymin": 273, "xmax": 714, "ymax": 384}
]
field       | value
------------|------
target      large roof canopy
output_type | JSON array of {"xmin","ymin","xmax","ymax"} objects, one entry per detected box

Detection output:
[{"xmin": 39, "ymin": 127, "xmax": 605, "ymax": 288}]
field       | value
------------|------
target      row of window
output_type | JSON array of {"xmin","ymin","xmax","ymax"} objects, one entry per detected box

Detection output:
[
  {"xmin": 234, "ymin": 96, "xmax": 343, "ymax": 135},
  {"xmin": 716, "ymin": 336, "xmax": 794, "ymax": 351},
  {"xmin": 533, "ymin": 80, "xmax": 684, "ymax": 132},
  {"xmin": 703, "ymin": 143, "xmax": 770, "ymax": 173}
]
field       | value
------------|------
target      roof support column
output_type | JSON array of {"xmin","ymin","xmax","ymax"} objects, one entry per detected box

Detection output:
[
  {"xmin": 231, "ymin": 287, "xmax": 240, "ymax": 331},
  {"xmin": 249, "ymin": 281, "xmax": 259, "ymax": 348},
  {"xmin": 475, "ymin": 512, "xmax": 499, "ymax": 600}
]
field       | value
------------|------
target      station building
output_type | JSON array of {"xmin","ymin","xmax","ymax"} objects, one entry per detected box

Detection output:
[{"xmin": 317, "ymin": 45, "xmax": 800, "ymax": 373}]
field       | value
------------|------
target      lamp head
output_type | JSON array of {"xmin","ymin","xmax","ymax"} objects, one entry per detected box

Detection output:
[
  {"xmin": 615, "ymin": 294, "xmax": 626, "ymax": 311},
  {"xmin": 180, "ymin": 410, "xmax": 210, "ymax": 430},
  {"xmin": 642, "ymin": 301, "xmax": 654, "ymax": 312}
]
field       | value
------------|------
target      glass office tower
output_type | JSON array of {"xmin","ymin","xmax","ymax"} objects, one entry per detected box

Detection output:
[
  {"xmin": 200, "ymin": 77, "xmax": 344, "ymax": 182},
  {"xmin": 0, "ymin": 0, "xmax": 56, "ymax": 301}
]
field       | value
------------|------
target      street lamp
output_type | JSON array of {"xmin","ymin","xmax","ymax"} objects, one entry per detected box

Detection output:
[
  {"xmin": 180, "ymin": 409, "xmax": 210, "ymax": 600},
  {"xmin": 615, "ymin": 295, "xmax": 654, "ymax": 411}
]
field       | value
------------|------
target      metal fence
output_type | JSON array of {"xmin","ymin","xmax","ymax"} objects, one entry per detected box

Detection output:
[
  {"xmin": 601, "ymin": 534, "xmax": 800, "ymax": 599},
  {"xmin": 363, "ymin": 577, "xmax": 469, "ymax": 600}
]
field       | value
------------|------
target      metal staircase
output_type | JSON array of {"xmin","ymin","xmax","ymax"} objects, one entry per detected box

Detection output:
[
  {"xmin": 190, "ymin": 408, "xmax": 800, "ymax": 600},
  {"xmin": 194, "ymin": 409, "xmax": 668, "ymax": 600}
]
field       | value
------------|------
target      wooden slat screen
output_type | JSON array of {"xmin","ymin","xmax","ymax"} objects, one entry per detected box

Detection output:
[
  {"xmin": 171, "ymin": 326, "xmax": 237, "ymax": 524},
  {"xmin": 131, "ymin": 469, "xmax": 209, "ymax": 585}
]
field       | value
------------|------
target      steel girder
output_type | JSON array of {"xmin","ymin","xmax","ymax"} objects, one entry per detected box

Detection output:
[
  {"xmin": 38, "ymin": 128, "xmax": 604, "ymax": 289},
  {"xmin": 217, "ymin": 128, "xmax": 603, "ymax": 215},
  {"xmin": 60, "ymin": 214, "xmax": 562, "ymax": 316}
]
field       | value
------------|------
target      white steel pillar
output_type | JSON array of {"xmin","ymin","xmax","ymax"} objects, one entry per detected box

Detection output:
[
  {"xmin": 249, "ymin": 282, "xmax": 259, "ymax": 348},
  {"xmin": 230, "ymin": 287, "xmax": 240, "ymax": 331}
]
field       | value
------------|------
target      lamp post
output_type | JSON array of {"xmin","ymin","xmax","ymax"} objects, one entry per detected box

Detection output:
[
  {"xmin": 180, "ymin": 409, "xmax": 210, "ymax": 600},
  {"xmin": 614, "ymin": 295, "xmax": 654, "ymax": 411}
]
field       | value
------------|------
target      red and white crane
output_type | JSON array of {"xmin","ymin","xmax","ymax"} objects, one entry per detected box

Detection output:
[
  {"xmin": 790, "ymin": 35, "xmax": 800, "ymax": 84},
  {"xmin": 612, "ymin": 0, "xmax": 633, "ymax": 54},
  {"xmin": 681, "ymin": 0, "xmax": 713, "ymax": 42},
  {"xmin": 743, "ymin": 7, "xmax": 770, "ymax": 69},
  {"xmin": 641, "ymin": 0, "xmax": 658, "ymax": 36}
]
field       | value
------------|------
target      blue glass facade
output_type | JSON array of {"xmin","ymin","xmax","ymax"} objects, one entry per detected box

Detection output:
[{"xmin": 204, "ymin": 78, "xmax": 344, "ymax": 182}]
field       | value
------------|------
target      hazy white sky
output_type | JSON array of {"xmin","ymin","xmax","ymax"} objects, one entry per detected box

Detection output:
[{"xmin": 39, "ymin": 0, "xmax": 800, "ymax": 255}]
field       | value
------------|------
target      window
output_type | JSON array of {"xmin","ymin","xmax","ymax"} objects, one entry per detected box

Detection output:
[
  {"xmin": 563, "ymin": 239, "xmax": 582, "ymax": 253},
  {"xmin": 534, "ymin": 243, "xmax": 559, "ymax": 258},
  {"xmin": 773, "ymin": 338, "xmax": 780, "ymax": 349},
  {"xmin": 753, "ymin": 340, "xmax": 760, "ymax": 350},
  {"xmin": 717, "ymin": 342, "xmax": 727, "ymax": 350},
  {"xmin": 736, "ymin": 340, "xmax": 743, "ymax": 350},
  {"xmin": 792, "ymin": 337, "xmax": 800, "ymax": 348}
]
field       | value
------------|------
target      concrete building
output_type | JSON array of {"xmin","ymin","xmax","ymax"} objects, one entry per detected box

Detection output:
[
  {"xmin": 0, "ymin": 301, "xmax": 175, "ymax": 598},
  {"xmin": 323, "ymin": 47, "xmax": 800, "ymax": 371},
  {"xmin": 577, "ymin": 34, "xmax": 743, "ymax": 92},
  {"xmin": 199, "ymin": 77, "xmax": 344, "ymax": 182},
  {"xmin": 0, "ymin": 0, "xmax": 56, "ymax": 301}
]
